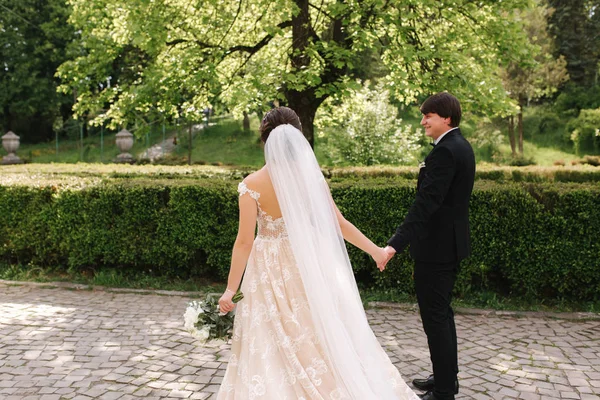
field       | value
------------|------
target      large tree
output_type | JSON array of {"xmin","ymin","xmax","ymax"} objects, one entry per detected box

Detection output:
[
  {"xmin": 547, "ymin": 0, "xmax": 600, "ymax": 87},
  {"xmin": 501, "ymin": 0, "xmax": 569, "ymax": 155},
  {"xmin": 58, "ymin": 0, "xmax": 533, "ymax": 147},
  {"xmin": 0, "ymin": 0, "xmax": 75, "ymax": 142}
]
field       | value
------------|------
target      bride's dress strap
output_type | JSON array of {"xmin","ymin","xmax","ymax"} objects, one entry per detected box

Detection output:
[{"xmin": 237, "ymin": 181, "xmax": 261, "ymax": 202}]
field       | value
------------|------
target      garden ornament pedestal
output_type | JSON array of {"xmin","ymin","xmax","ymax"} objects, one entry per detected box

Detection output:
[
  {"xmin": 2, "ymin": 131, "xmax": 23, "ymax": 164},
  {"xmin": 115, "ymin": 129, "xmax": 135, "ymax": 163}
]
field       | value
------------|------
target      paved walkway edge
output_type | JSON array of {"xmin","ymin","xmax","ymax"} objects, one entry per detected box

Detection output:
[
  {"xmin": 368, "ymin": 301, "xmax": 600, "ymax": 321},
  {"xmin": 2, "ymin": 278, "xmax": 599, "ymax": 321}
]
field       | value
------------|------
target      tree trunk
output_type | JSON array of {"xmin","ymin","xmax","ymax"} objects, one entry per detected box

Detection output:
[
  {"xmin": 243, "ymin": 111, "xmax": 250, "ymax": 131},
  {"xmin": 291, "ymin": 0, "xmax": 311, "ymax": 70},
  {"xmin": 3, "ymin": 105, "xmax": 12, "ymax": 132},
  {"xmin": 286, "ymin": 0, "xmax": 321, "ymax": 147},
  {"xmin": 517, "ymin": 106, "xmax": 524, "ymax": 155},
  {"xmin": 508, "ymin": 115, "xmax": 516, "ymax": 156},
  {"xmin": 285, "ymin": 88, "xmax": 322, "ymax": 148},
  {"xmin": 188, "ymin": 122, "xmax": 193, "ymax": 165}
]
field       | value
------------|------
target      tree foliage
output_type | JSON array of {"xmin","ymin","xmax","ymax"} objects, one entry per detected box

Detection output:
[
  {"xmin": 58, "ymin": 0, "xmax": 533, "ymax": 146},
  {"xmin": 502, "ymin": 2, "xmax": 568, "ymax": 104},
  {"xmin": 0, "ymin": 0, "xmax": 75, "ymax": 142},
  {"xmin": 567, "ymin": 108, "xmax": 600, "ymax": 154},
  {"xmin": 316, "ymin": 82, "xmax": 420, "ymax": 165},
  {"xmin": 500, "ymin": 0, "xmax": 569, "ymax": 155},
  {"xmin": 547, "ymin": 0, "xmax": 600, "ymax": 87}
]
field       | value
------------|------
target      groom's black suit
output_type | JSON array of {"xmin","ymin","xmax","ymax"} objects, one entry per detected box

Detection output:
[{"xmin": 388, "ymin": 128, "xmax": 475, "ymax": 400}]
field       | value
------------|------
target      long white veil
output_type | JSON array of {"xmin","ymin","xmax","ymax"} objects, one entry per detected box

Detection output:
[{"xmin": 265, "ymin": 124, "xmax": 406, "ymax": 399}]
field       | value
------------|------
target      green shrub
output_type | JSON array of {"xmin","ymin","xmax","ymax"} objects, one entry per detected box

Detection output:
[
  {"xmin": 554, "ymin": 84, "xmax": 600, "ymax": 117},
  {"xmin": 508, "ymin": 155, "xmax": 536, "ymax": 167},
  {"xmin": 326, "ymin": 165, "xmax": 600, "ymax": 183},
  {"xmin": 523, "ymin": 106, "xmax": 566, "ymax": 140},
  {"xmin": 566, "ymin": 108, "xmax": 600, "ymax": 154},
  {"xmin": 2, "ymin": 163, "xmax": 599, "ymax": 184},
  {"xmin": 0, "ymin": 186, "xmax": 56, "ymax": 266},
  {"xmin": 1, "ymin": 177, "xmax": 599, "ymax": 302},
  {"xmin": 332, "ymin": 179, "xmax": 600, "ymax": 302},
  {"xmin": 316, "ymin": 83, "xmax": 421, "ymax": 166},
  {"xmin": 583, "ymin": 156, "xmax": 600, "ymax": 166},
  {"xmin": 0, "ymin": 180, "xmax": 239, "ymax": 279},
  {"xmin": 538, "ymin": 112, "xmax": 564, "ymax": 136}
]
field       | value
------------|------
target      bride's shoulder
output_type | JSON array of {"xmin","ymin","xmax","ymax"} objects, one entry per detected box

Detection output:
[
  {"xmin": 244, "ymin": 169, "xmax": 270, "ymax": 186},
  {"xmin": 238, "ymin": 170, "xmax": 265, "ymax": 198}
]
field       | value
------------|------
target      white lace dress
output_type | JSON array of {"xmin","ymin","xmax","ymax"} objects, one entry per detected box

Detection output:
[{"xmin": 216, "ymin": 182, "xmax": 418, "ymax": 400}]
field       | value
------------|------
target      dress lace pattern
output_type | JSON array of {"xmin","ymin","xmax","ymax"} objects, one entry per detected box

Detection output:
[
  {"xmin": 238, "ymin": 181, "xmax": 288, "ymax": 240},
  {"xmin": 216, "ymin": 181, "xmax": 418, "ymax": 400}
]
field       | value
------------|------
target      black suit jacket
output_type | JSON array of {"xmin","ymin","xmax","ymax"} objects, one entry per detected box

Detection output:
[{"xmin": 388, "ymin": 128, "xmax": 475, "ymax": 263}]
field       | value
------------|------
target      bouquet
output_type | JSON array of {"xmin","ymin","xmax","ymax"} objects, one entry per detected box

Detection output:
[{"xmin": 183, "ymin": 291, "xmax": 244, "ymax": 343}]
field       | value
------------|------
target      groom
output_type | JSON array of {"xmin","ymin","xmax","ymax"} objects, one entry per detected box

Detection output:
[{"xmin": 382, "ymin": 92, "xmax": 475, "ymax": 400}]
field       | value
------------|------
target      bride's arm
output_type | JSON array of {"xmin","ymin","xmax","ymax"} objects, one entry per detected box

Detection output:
[
  {"xmin": 326, "ymin": 189, "xmax": 388, "ymax": 269},
  {"xmin": 219, "ymin": 194, "xmax": 257, "ymax": 314}
]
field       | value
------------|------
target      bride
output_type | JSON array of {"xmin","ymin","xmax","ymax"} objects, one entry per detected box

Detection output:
[{"xmin": 216, "ymin": 107, "xmax": 419, "ymax": 400}]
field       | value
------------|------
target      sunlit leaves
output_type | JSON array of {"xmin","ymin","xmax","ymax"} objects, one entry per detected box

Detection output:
[
  {"xmin": 500, "ymin": 1, "xmax": 569, "ymax": 107},
  {"xmin": 316, "ymin": 82, "xmax": 421, "ymax": 165},
  {"xmin": 58, "ymin": 0, "xmax": 533, "ymax": 135}
]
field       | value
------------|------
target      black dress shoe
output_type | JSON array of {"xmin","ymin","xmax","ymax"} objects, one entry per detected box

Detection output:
[
  {"xmin": 419, "ymin": 391, "xmax": 455, "ymax": 400},
  {"xmin": 412, "ymin": 375, "xmax": 459, "ymax": 394},
  {"xmin": 419, "ymin": 391, "xmax": 440, "ymax": 400},
  {"xmin": 413, "ymin": 374, "xmax": 435, "ymax": 391}
]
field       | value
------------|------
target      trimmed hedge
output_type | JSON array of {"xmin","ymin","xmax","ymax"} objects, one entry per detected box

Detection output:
[
  {"xmin": 0, "ymin": 180, "xmax": 239, "ymax": 277},
  {"xmin": 326, "ymin": 165, "xmax": 600, "ymax": 183},
  {"xmin": 2, "ymin": 163, "xmax": 600, "ymax": 184},
  {"xmin": 1, "ymin": 177, "xmax": 599, "ymax": 302},
  {"xmin": 330, "ymin": 179, "xmax": 600, "ymax": 301}
]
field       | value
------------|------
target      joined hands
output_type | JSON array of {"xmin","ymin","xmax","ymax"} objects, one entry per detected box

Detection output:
[{"xmin": 372, "ymin": 246, "xmax": 396, "ymax": 272}]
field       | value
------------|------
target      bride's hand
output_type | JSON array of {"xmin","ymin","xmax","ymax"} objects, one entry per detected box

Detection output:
[
  {"xmin": 218, "ymin": 289, "xmax": 235, "ymax": 314},
  {"xmin": 371, "ymin": 247, "xmax": 389, "ymax": 272}
]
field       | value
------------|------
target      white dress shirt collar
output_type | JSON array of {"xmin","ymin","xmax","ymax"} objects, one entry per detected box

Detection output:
[{"xmin": 434, "ymin": 127, "xmax": 459, "ymax": 145}]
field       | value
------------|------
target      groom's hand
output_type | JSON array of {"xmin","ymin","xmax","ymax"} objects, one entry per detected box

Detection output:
[
  {"xmin": 380, "ymin": 246, "xmax": 396, "ymax": 271},
  {"xmin": 371, "ymin": 247, "xmax": 389, "ymax": 272}
]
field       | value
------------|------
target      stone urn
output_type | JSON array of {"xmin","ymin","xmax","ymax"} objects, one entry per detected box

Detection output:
[
  {"xmin": 115, "ymin": 129, "xmax": 135, "ymax": 163},
  {"xmin": 2, "ymin": 131, "xmax": 22, "ymax": 164}
]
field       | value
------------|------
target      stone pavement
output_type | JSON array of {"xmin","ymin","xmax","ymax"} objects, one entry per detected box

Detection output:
[{"xmin": 0, "ymin": 282, "xmax": 599, "ymax": 400}]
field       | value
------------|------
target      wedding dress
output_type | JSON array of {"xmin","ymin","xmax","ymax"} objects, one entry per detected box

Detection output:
[{"xmin": 216, "ymin": 125, "xmax": 419, "ymax": 400}]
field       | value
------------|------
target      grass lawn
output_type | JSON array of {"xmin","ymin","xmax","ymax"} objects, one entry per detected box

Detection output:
[
  {"xmin": 173, "ymin": 119, "xmax": 264, "ymax": 167},
  {"xmin": 16, "ymin": 125, "xmax": 172, "ymax": 164},
  {"xmin": 172, "ymin": 116, "xmax": 333, "ymax": 167},
  {"xmin": 6, "ymin": 111, "xmax": 597, "ymax": 168},
  {"xmin": 497, "ymin": 141, "xmax": 580, "ymax": 166}
]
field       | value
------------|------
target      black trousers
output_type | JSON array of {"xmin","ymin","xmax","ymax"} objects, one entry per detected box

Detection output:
[{"xmin": 414, "ymin": 260, "xmax": 459, "ymax": 400}]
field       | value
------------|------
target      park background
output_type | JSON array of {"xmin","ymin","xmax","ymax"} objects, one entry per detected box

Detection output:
[{"xmin": 1, "ymin": 0, "xmax": 599, "ymax": 311}]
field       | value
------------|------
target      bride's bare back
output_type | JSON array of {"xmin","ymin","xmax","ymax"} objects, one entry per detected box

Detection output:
[{"xmin": 242, "ymin": 166, "xmax": 282, "ymax": 220}]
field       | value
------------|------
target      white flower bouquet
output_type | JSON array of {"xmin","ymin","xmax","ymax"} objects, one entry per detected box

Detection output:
[{"xmin": 183, "ymin": 291, "xmax": 243, "ymax": 343}]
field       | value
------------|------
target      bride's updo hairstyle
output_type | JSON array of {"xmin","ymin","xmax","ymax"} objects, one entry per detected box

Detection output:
[{"xmin": 260, "ymin": 107, "xmax": 302, "ymax": 143}]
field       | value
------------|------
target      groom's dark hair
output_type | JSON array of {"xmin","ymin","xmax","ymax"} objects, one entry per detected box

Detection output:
[
  {"xmin": 260, "ymin": 107, "xmax": 302, "ymax": 143},
  {"xmin": 420, "ymin": 92, "xmax": 461, "ymax": 127}
]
